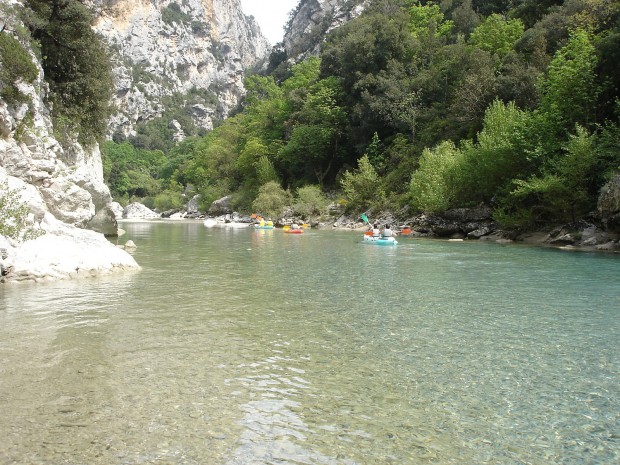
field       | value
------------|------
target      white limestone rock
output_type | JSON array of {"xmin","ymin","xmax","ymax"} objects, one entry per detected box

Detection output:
[
  {"xmin": 123, "ymin": 202, "xmax": 160, "ymax": 219},
  {"xmin": 0, "ymin": 228, "xmax": 139, "ymax": 284},
  {"xmin": 88, "ymin": 0, "xmax": 270, "ymax": 137}
]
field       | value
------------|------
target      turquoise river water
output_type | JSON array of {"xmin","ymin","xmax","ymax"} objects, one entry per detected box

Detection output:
[{"xmin": 0, "ymin": 221, "xmax": 618, "ymax": 465}]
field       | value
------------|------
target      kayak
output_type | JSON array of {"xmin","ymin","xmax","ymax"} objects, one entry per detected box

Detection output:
[
  {"xmin": 254, "ymin": 225, "xmax": 275, "ymax": 230},
  {"xmin": 362, "ymin": 235, "xmax": 397, "ymax": 245},
  {"xmin": 284, "ymin": 228, "xmax": 304, "ymax": 234}
]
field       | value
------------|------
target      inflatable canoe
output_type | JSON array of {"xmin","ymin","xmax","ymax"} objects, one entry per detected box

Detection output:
[{"xmin": 362, "ymin": 235, "xmax": 397, "ymax": 245}]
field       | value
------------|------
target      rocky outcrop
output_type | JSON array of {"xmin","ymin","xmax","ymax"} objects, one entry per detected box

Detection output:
[
  {"xmin": 209, "ymin": 195, "xmax": 233, "ymax": 215},
  {"xmin": 0, "ymin": 4, "xmax": 138, "ymax": 283},
  {"xmin": 0, "ymin": 226, "xmax": 139, "ymax": 284},
  {"xmin": 0, "ymin": 4, "xmax": 117, "ymax": 236},
  {"xmin": 88, "ymin": 0, "xmax": 270, "ymax": 138},
  {"xmin": 0, "ymin": 169, "xmax": 139, "ymax": 284},
  {"xmin": 283, "ymin": 0, "xmax": 367, "ymax": 60}
]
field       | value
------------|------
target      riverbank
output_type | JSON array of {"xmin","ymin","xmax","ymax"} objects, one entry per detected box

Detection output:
[{"xmin": 121, "ymin": 205, "xmax": 620, "ymax": 254}]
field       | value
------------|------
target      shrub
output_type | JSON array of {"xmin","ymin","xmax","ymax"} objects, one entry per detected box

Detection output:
[
  {"xmin": 154, "ymin": 189, "xmax": 185, "ymax": 211},
  {"xmin": 0, "ymin": 31, "xmax": 38, "ymax": 104},
  {"xmin": 410, "ymin": 141, "xmax": 463, "ymax": 213},
  {"xmin": 0, "ymin": 182, "xmax": 45, "ymax": 242},
  {"xmin": 293, "ymin": 185, "xmax": 329, "ymax": 218},
  {"xmin": 161, "ymin": 2, "xmax": 192, "ymax": 26},
  {"xmin": 252, "ymin": 181, "xmax": 291, "ymax": 218},
  {"xmin": 340, "ymin": 155, "xmax": 384, "ymax": 212}
]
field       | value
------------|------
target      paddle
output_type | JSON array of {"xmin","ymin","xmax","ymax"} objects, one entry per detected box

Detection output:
[{"xmin": 360, "ymin": 213, "xmax": 374, "ymax": 236}]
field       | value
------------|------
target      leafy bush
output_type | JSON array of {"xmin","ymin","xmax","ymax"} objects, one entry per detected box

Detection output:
[
  {"xmin": 0, "ymin": 31, "xmax": 38, "ymax": 104},
  {"xmin": 494, "ymin": 175, "xmax": 570, "ymax": 229},
  {"xmin": 161, "ymin": 2, "xmax": 192, "ymax": 26},
  {"xmin": 340, "ymin": 155, "xmax": 384, "ymax": 213},
  {"xmin": 292, "ymin": 185, "xmax": 329, "ymax": 218},
  {"xmin": 252, "ymin": 181, "xmax": 291, "ymax": 218},
  {"xmin": 0, "ymin": 182, "xmax": 45, "ymax": 242},
  {"xmin": 410, "ymin": 141, "xmax": 463, "ymax": 213},
  {"xmin": 153, "ymin": 188, "xmax": 185, "ymax": 211}
]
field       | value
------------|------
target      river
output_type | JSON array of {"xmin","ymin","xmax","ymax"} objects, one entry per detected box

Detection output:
[{"xmin": 1, "ymin": 221, "xmax": 618, "ymax": 465}]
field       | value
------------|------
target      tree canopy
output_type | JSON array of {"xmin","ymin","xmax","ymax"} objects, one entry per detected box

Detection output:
[{"xmin": 102, "ymin": 0, "xmax": 620, "ymax": 231}]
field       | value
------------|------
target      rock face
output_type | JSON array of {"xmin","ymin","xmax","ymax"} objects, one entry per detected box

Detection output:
[
  {"xmin": 283, "ymin": 0, "xmax": 367, "ymax": 60},
  {"xmin": 0, "ymin": 2, "xmax": 117, "ymax": 236},
  {"xmin": 88, "ymin": 0, "xmax": 270, "ymax": 137},
  {"xmin": 0, "ymin": 3, "xmax": 139, "ymax": 283}
]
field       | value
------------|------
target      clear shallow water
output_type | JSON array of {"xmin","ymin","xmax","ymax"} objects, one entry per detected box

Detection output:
[{"xmin": 0, "ymin": 222, "xmax": 618, "ymax": 465}]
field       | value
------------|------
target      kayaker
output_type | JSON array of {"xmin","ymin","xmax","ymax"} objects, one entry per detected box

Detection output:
[
  {"xmin": 291, "ymin": 223, "xmax": 300, "ymax": 230},
  {"xmin": 372, "ymin": 224, "xmax": 381, "ymax": 237},
  {"xmin": 382, "ymin": 224, "xmax": 393, "ymax": 238}
]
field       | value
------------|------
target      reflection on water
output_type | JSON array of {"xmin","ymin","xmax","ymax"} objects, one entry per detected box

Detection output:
[{"xmin": 1, "ymin": 221, "xmax": 618, "ymax": 464}]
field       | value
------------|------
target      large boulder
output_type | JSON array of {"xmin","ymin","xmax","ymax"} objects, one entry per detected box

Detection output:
[
  {"xmin": 209, "ymin": 195, "xmax": 233, "ymax": 215},
  {"xmin": 187, "ymin": 194, "xmax": 201, "ymax": 214},
  {"xmin": 0, "ymin": 220, "xmax": 140, "ymax": 284},
  {"xmin": 122, "ymin": 202, "xmax": 160, "ymax": 219}
]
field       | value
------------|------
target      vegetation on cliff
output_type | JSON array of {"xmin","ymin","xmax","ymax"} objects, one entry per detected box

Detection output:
[
  {"xmin": 55, "ymin": 0, "xmax": 615, "ymax": 231},
  {"xmin": 7, "ymin": 0, "xmax": 115, "ymax": 145}
]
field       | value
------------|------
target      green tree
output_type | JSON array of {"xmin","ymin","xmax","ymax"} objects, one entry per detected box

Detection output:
[
  {"xmin": 255, "ymin": 155, "xmax": 280, "ymax": 186},
  {"xmin": 469, "ymin": 13, "xmax": 525, "ymax": 58},
  {"xmin": 458, "ymin": 99, "xmax": 534, "ymax": 203},
  {"xmin": 538, "ymin": 29, "xmax": 600, "ymax": 137},
  {"xmin": 25, "ymin": 0, "xmax": 114, "ymax": 144},
  {"xmin": 320, "ymin": 4, "xmax": 416, "ymax": 148},
  {"xmin": 101, "ymin": 141, "xmax": 166, "ymax": 199},
  {"xmin": 278, "ymin": 77, "xmax": 347, "ymax": 187},
  {"xmin": 406, "ymin": 1, "xmax": 453, "ymax": 38}
]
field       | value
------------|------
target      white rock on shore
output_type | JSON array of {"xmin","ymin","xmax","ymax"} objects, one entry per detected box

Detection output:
[
  {"xmin": 0, "ymin": 216, "xmax": 140, "ymax": 284},
  {"xmin": 123, "ymin": 202, "xmax": 160, "ymax": 219}
]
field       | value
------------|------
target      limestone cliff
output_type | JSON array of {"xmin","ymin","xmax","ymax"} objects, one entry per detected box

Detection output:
[
  {"xmin": 87, "ymin": 0, "xmax": 270, "ymax": 138},
  {"xmin": 1, "ymin": 0, "xmax": 269, "ymax": 240},
  {"xmin": 283, "ymin": 0, "xmax": 367, "ymax": 61},
  {"xmin": 0, "ymin": 0, "xmax": 117, "ymax": 235}
]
